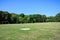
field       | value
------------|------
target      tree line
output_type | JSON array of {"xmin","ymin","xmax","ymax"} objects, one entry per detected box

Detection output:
[{"xmin": 0, "ymin": 11, "xmax": 60, "ymax": 24}]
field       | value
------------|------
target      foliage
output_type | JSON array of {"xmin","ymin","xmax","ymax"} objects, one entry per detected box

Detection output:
[
  {"xmin": 0, "ymin": 11, "xmax": 60, "ymax": 24},
  {"xmin": 46, "ymin": 16, "xmax": 56, "ymax": 22},
  {"xmin": 55, "ymin": 13, "xmax": 60, "ymax": 22}
]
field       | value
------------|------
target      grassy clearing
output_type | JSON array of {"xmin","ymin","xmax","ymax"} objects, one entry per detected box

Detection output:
[{"xmin": 0, "ymin": 22, "xmax": 60, "ymax": 40}]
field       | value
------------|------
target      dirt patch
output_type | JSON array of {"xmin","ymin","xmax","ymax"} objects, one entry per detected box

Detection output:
[{"xmin": 20, "ymin": 28, "xmax": 30, "ymax": 30}]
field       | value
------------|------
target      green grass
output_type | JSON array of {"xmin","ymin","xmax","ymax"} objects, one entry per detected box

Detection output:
[{"xmin": 0, "ymin": 22, "xmax": 60, "ymax": 40}]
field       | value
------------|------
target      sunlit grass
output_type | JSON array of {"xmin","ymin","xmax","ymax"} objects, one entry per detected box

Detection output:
[{"xmin": 0, "ymin": 22, "xmax": 60, "ymax": 40}]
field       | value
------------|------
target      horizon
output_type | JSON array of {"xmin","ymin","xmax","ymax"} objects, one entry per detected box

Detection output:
[{"xmin": 0, "ymin": 0, "xmax": 60, "ymax": 16}]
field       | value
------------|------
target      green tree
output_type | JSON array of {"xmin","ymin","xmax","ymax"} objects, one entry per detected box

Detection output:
[
  {"xmin": 0, "ymin": 11, "xmax": 4, "ymax": 23},
  {"xmin": 19, "ymin": 13, "xmax": 25, "ymax": 17},
  {"xmin": 30, "ymin": 14, "xmax": 43, "ymax": 22},
  {"xmin": 18, "ymin": 17, "xmax": 23, "ymax": 23},
  {"xmin": 42, "ymin": 15, "xmax": 46, "ymax": 22},
  {"xmin": 46, "ymin": 16, "xmax": 56, "ymax": 22},
  {"xmin": 55, "ymin": 13, "xmax": 60, "ymax": 22},
  {"xmin": 10, "ymin": 13, "xmax": 18, "ymax": 23}
]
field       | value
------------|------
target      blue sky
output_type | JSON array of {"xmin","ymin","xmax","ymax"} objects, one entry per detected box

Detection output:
[{"xmin": 0, "ymin": 0, "xmax": 60, "ymax": 16}]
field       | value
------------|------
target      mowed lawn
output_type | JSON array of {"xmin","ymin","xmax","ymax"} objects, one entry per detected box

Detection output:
[{"xmin": 0, "ymin": 22, "xmax": 60, "ymax": 40}]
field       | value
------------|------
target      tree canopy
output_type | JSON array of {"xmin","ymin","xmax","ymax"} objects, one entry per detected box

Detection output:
[{"xmin": 0, "ymin": 11, "xmax": 60, "ymax": 24}]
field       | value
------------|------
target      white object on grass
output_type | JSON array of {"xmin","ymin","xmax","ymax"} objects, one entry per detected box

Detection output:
[{"xmin": 21, "ymin": 28, "xmax": 30, "ymax": 30}]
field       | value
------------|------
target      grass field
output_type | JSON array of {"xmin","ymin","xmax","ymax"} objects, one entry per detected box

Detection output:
[{"xmin": 0, "ymin": 22, "xmax": 60, "ymax": 40}]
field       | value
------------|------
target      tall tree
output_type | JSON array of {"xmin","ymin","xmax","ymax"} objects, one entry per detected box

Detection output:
[
  {"xmin": 42, "ymin": 15, "xmax": 46, "ymax": 22},
  {"xmin": 19, "ymin": 13, "xmax": 25, "ymax": 17},
  {"xmin": 55, "ymin": 12, "xmax": 60, "ymax": 22}
]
